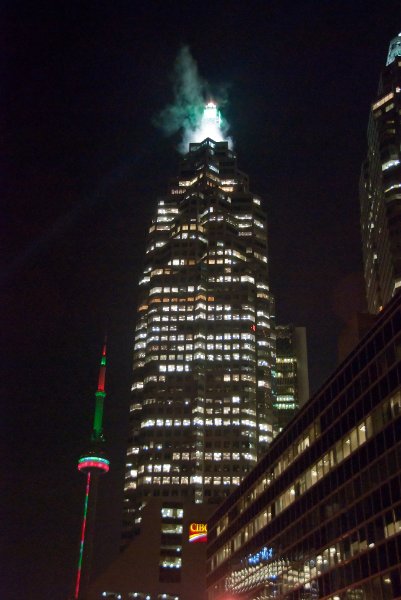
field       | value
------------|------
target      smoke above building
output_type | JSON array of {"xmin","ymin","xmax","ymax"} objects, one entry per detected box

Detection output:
[{"xmin": 155, "ymin": 46, "xmax": 232, "ymax": 152}]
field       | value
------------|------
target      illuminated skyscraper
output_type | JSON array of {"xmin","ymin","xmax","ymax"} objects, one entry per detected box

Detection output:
[
  {"xmin": 86, "ymin": 104, "xmax": 276, "ymax": 600},
  {"xmin": 122, "ymin": 103, "xmax": 275, "ymax": 542},
  {"xmin": 360, "ymin": 33, "xmax": 401, "ymax": 313}
]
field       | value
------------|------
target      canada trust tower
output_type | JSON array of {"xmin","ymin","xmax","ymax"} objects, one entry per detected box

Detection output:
[{"xmin": 86, "ymin": 103, "xmax": 277, "ymax": 600}]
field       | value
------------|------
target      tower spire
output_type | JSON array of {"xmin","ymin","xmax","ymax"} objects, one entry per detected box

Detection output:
[
  {"xmin": 92, "ymin": 336, "xmax": 107, "ymax": 442},
  {"xmin": 74, "ymin": 339, "xmax": 110, "ymax": 600}
]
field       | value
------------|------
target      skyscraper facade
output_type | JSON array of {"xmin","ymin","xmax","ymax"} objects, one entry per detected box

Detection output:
[
  {"xmin": 360, "ymin": 33, "xmax": 401, "ymax": 313},
  {"xmin": 122, "ymin": 105, "xmax": 275, "ymax": 544},
  {"xmin": 274, "ymin": 325, "xmax": 309, "ymax": 434}
]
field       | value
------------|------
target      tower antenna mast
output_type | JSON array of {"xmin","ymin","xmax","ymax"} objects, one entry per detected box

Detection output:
[{"xmin": 74, "ymin": 338, "xmax": 110, "ymax": 600}]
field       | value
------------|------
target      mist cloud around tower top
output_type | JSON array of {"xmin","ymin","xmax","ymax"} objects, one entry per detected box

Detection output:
[{"xmin": 155, "ymin": 46, "xmax": 232, "ymax": 152}]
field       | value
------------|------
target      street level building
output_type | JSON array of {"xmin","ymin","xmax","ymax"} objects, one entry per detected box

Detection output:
[
  {"xmin": 360, "ymin": 33, "xmax": 401, "ymax": 313},
  {"xmin": 86, "ymin": 499, "xmax": 211, "ymax": 600},
  {"xmin": 207, "ymin": 291, "xmax": 401, "ymax": 600}
]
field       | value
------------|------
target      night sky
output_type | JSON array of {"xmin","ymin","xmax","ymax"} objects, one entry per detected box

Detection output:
[{"xmin": 3, "ymin": 2, "xmax": 401, "ymax": 599}]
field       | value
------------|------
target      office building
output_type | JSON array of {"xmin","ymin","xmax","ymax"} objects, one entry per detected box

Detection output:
[
  {"xmin": 274, "ymin": 325, "xmax": 309, "ymax": 434},
  {"xmin": 122, "ymin": 103, "xmax": 275, "ymax": 530},
  {"xmin": 86, "ymin": 103, "xmax": 275, "ymax": 600},
  {"xmin": 207, "ymin": 292, "xmax": 401, "ymax": 600},
  {"xmin": 87, "ymin": 498, "xmax": 212, "ymax": 600},
  {"xmin": 360, "ymin": 33, "xmax": 401, "ymax": 313}
]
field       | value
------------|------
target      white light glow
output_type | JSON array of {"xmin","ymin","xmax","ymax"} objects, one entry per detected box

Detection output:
[{"xmin": 188, "ymin": 102, "xmax": 232, "ymax": 147}]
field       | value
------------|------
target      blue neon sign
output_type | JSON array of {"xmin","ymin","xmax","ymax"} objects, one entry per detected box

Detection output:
[{"xmin": 247, "ymin": 546, "xmax": 273, "ymax": 565}]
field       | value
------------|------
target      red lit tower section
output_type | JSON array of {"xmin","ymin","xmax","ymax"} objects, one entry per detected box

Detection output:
[{"xmin": 74, "ymin": 340, "xmax": 110, "ymax": 600}]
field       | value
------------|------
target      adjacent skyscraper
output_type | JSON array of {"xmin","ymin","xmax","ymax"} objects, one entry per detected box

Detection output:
[
  {"xmin": 360, "ymin": 33, "xmax": 401, "ymax": 313},
  {"xmin": 274, "ymin": 325, "xmax": 309, "ymax": 434},
  {"xmin": 122, "ymin": 103, "xmax": 275, "ymax": 543}
]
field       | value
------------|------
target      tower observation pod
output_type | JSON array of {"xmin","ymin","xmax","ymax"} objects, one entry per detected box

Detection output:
[{"xmin": 74, "ymin": 340, "xmax": 110, "ymax": 600}]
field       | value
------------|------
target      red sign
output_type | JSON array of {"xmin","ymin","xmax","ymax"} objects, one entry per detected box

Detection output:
[{"xmin": 189, "ymin": 522, "xmax": 207, "ymax": 543}]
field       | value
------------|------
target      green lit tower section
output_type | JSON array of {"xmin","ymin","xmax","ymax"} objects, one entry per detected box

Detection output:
[{"xmin": 74, "ymin": 340, "xmax": 110, "ymax": 600}]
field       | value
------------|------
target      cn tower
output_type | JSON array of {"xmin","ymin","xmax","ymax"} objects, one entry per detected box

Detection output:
[{"xmin": 74, "ymin": 340, "xmax": 110, "ymax": 600}]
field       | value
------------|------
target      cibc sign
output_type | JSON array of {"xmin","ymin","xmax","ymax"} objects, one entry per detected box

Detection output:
[{"xmin": 189, "ymin": 522, "xmax": 207, "ymax": 543}]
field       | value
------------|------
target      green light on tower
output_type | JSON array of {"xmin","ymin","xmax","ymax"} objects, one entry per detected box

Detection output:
[
  {"xmin": 93, "ymin": 391, "xmax": 106, "ymax": 441},
  {"xmin": 74, "ymin": 338, "xmax": 110, "ymax": 600},
  {"xmin": 92, "ymin": 340, "xmax": 107, "ymax": 442}
]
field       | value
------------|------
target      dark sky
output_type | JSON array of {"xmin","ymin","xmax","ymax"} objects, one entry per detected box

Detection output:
[{"xmin": 3, "ymin": 1, "xmax": 401, "ymax": 599}]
